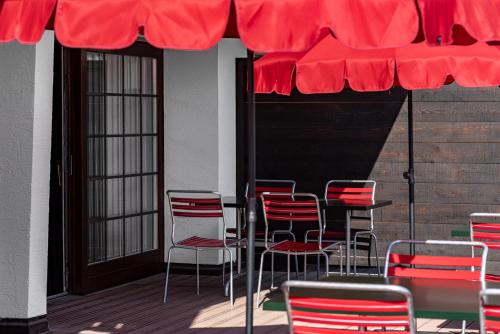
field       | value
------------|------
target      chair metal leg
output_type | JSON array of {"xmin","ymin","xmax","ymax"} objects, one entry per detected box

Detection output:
[
  {"xmin": 371, "ymin": 232, "xmax": 381, "ymax": 276},
  {"xmin": 256, "ymin": 250, "xmax": 267, "ymax": 309},
  {"xmin": 339, "ymin": 245, "xmax": 344, "ymax": 276},
  {"xmin": 196, "ymin": 249, "xmax": 200, "ymax": 295},
  {"xmin": 163, "ymin": 246, "xmax": 174, "ymax": 303},
  {"xmin": 271, "ymin": 235, "xmax": 275, "ymax": 289},
  {"xmin": 222, "ymin": 249, "xmax": 226, "ymax": 286},
  {"xmin": 461, "ymin": 320, "xmax": 466, "ymax": 334},
  {"xmin": 323, "ymin": 252, "xmax": 330, "ymax": 277},
  {"xmin": 227, "ymin": 249, "xmax": 234, "ymax": 306},
  {"xmin": 353, "ymin": 234, "xmax": 358, "ymax": 275},
  {"xmin": 290, "ymin": 233, "xmax": 299, "ymax": 278}
]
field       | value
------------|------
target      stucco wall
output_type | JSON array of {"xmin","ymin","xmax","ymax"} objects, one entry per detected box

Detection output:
[
  {"xmin": 0, "ymin": 32, "xmax": 54, "ymax": 319},
  {"xmin": 164, "ymin": 39, "xmax": 246, "ymax": 265}
]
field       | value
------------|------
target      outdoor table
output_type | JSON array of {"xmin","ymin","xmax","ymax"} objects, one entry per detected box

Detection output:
[
  {"xmin": 262, "ymin": 275, "xmax": 500, "ymax": 321},
  {"xmin": 320, "ymin": 199, "xmax": 392, "ymax": 275}
]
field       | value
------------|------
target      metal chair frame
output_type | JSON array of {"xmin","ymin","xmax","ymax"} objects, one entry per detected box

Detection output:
[
  {"xmin": 256, "ymin": 192, "xmax": 341, "ymax": 308},
  {"xmin": 479, "ymin": 288, "xmax": 500, "ymax": 334},
  {"xmin": 470, "ymin": 213, "xmax": 500, "ymax": 283},
  {"xmin": 308, "ymin": 179, "xmax": 379, "ymax": 275},
  {"xmin": 164, "ymin": 190, "xmax": 246, "ymax": 306},
  {"xmin": 282, "ymin": 280, "xmax": 416, "ymax": 334},
  {"xmin": 385, "ymin": 239, "xmax": 488, "ymax": 334},
  {"xmin": 384, "ymin": 239, "xmax": 488, "ymax": 286},
  {"xmin": 244, "ymin": 179, "xmax": 300, "ymax": 286}
]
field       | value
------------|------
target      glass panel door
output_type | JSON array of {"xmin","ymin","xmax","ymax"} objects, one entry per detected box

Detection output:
[{"xmin": 86, "ymin": 51, "xmax": 160, "ymax": 265}]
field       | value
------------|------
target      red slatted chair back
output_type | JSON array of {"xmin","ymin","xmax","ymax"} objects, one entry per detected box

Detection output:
[
  {"xmin": 244, "ymin": 179, "xmax": 296, "ymax": 231},
  {"xmin": 384, "ymin": 240, "xmax": 487, "ymax": 284},
  {"xmin": 247, "ymin": 179, "xmax": 297, "ymax": 199},
  {"xmin": 167, "ymin": 190, "xmax": 225, "ymax": 243},
  {"xmin": 470, "ymin": 213, "xmax": 500, "ymax": 251},
  {"xmin": 282, "ymin": 281, "xmax": 416, "ymax": 334},
  {"xmin": 261, "ymin": 192, "xmax": 322, "ymax": 247},
  {"xmin": 325, "ymin": 180, "xmax": 375, "ymax": 205},
  {"xmin": 480, "ymin": 289, "xmax": 500, "ymax": 334}
]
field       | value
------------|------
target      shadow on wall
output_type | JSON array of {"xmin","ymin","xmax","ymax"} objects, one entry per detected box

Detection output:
[{"xmin": 254, "ymin": 89, "xmax": 407, "ymax": 195}]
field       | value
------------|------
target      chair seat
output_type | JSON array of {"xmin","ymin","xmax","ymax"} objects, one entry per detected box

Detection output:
[
  {"xmin": 269, "ymin": 240, "xmax": 335, "ymax": 253},
  {"xmin": 178, "ymin": 236, "xmax": 240, "ymax": 248},
  {"xmin": 486, "ymin": 274, "xmax": 500, "ymax": 282}
]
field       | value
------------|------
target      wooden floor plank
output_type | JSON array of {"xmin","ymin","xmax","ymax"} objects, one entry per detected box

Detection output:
[{"xmin": 48, "ymin": 272, "xmax": 473, "ymax": 333}]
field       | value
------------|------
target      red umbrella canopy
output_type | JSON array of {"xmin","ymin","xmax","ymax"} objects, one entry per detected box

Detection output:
[
  {"xmin": 255, "ymin": 34, "xmax": 500, "ymax": 95},
  {"xmin": 1, "ymin": 0, "xmax": 499, "ymax": 51}
]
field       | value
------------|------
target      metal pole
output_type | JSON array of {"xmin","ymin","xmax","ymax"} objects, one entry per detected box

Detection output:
[
  {"xmin": 245, "ymin": 49, "xmax": 256, "ymax": 334},
  {"xmin": 404, "ymin": 90, "xmax": 416, "ymax": 255}
]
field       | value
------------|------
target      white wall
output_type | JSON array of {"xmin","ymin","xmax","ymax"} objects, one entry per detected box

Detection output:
[
  {"xmin": 0, "ymin": 32, "xmax": 54, "ymax": 318},
  {"xmin": 164, "ymin": 39, "xmax": 246, "ymax": 265}
]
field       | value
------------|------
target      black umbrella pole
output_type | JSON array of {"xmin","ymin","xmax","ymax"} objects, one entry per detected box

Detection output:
[
  {"xmin": 407, "ymin": 90, "xmax": 416, "ymax": 255},
  {"xmin": 245, "ymin": 49, "xmax": 256, "ymax": 334}
]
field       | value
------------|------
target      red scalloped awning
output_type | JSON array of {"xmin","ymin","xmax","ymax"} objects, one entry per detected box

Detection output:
[
  {"xmin": 0, "ymin": 0, "xmax": 56, "ymax": 44},
  {"xmin": 54, "ymin": 0, "xmax": 232, "ymax": 50},
  {"xmin": 418, "ymin": 0, "xmax": 500, "ymax": 46},
  {"xmin": 255, "ymin": 35, "xmax": 500, "ymax": 94},
  {"xmin": 1, "ymin": 0, "xmax": 499, "ymax": 50},
  {"xmin": 236, "ymin": 0, "xmax": 420, "ymax": 52}
]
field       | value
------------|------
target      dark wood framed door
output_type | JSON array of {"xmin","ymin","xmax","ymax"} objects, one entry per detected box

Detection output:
[{"xmin": 65, "ymin": 42, "xmax": 165, "ymax": 294}]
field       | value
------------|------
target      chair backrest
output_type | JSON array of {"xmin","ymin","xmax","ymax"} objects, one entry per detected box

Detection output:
[
  {"xmin": 324, "ymin": 180, "xmax": 376, "ymax": 229},
  {"xmin": 261, "ymin": 192, "xmax": 322, "ymax": 249},
  {"xmin": 324, "ymin": 180, "xmax": 376, "ymax": 203},
  {"xmin": 166, "ymin": 190, "xmax": 225, "ymax": 245},
  {"xmin": 470, "ymin": 213, "xmax": 500, "ymax": 251},
  {"xmin": 244, "ymin": 179, "xmax": 296, "ymax": 231},
  {"xmin": 282, "ymin": 280, "xmax": 416, "ymax": 334},
  {"xmin": 480, "ymin": 289, "xmax": 500, "ymax": 334},
  {"xmin": 384, "ymin": 240, "xmax": 488, "ymax": 286}
]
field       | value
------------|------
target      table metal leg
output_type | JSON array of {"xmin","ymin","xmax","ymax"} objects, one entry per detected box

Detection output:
[{"xmin": 346, "ymin": 209, "xmax": 351, "ymax": 275}]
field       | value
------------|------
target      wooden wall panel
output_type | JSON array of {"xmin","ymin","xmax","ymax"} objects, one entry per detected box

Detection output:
[{"xmin": 246, "ymin": 79, "xmax": 500, "ymax": 262}]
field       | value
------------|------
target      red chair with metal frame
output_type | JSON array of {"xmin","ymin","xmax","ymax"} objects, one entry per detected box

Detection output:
[
  {"xmin": 384, "ymin": 239, "xmax": 487, "ymax": 283},
  {"xmin": 385, "ymin": 239, "xmax": 488, "ymax": 334},
  {"xmin": 256, "ymin": 192, "xmax": 341, "ymax": 308},
  {"xmin": 470, "ymin": 213, "xmax": 500, "ymax": 282},
  {"xmin": 479, "ymin": 288, "xmax": 500, "ymax": 334},
  {"xmin": 164, "ymin": 190, "xmax": 245, "ymax": 305},
  {"xmin": 282, "ymin": 280, "xmax": 416, "ymax": 334},
  {"xmin": 226, "ymin": 179, "xmax": 300, "ymax": 284},
  {"xmin": 307, "ymin": 180, "xmax": 380, "ymax": 275}
]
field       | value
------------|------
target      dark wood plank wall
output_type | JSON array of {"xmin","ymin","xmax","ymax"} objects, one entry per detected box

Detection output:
[{"xmin": 242, "ymin": 77, "xmax": 500, "ymax": 263}]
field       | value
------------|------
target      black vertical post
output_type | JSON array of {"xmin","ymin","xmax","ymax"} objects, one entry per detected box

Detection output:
[
  {"xmin": 245, "ymin": 49, "xmax": 256, "ymax": 334},
  {"xmin": 406, "ymin": 90, "xmax": 416, "ymax": 255}
]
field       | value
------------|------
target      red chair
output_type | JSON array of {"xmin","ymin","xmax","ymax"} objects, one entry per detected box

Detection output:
[
  {"xmin": 384, "ymin": 239, "xmax": 487, "ymax": 283},
  {"xmin": 470, "ymin": 213, "xmax": 500, "ymax": 282},
  {"xmin": 164, "ymin": 190, "xmax": 245, "ymax": 305},
  {"xmin": 479, "ymin": 288, "xmax": 500, "ymax": 334},
  {"xmin": 226, "ymin": 179, "xmax": 299, "ymax": 284},
  {"xmin": 307, "ymin": 180, "xmax": 379, "ymax": 275},
  {"xmin": 384, "ymin": 239, "xmax": 488, "ymax": 334},
  {"xmin": 256, "ymin": 192, "xmax": 342, "ymax": 308},
  {"xmin": 282, "ymin": 280, "xmax": 416, "ymax": 334}
]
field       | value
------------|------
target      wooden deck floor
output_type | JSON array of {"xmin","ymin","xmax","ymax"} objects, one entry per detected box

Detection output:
[{"xmin": 48, "ymin": 272, "xmax": 480, "ymax": 334}]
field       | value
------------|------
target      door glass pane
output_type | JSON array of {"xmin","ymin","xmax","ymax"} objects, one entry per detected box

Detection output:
[{"xmin": 86, "ymin": 51, "xmax": 160, "ymax": 265}]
